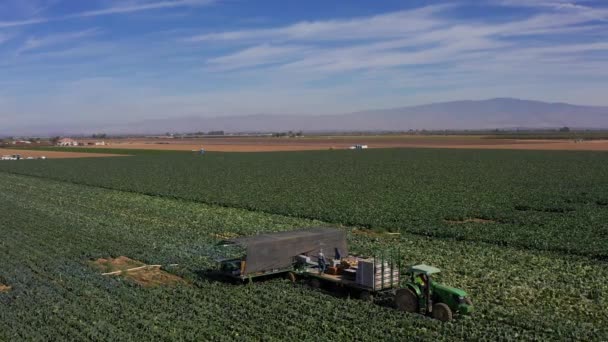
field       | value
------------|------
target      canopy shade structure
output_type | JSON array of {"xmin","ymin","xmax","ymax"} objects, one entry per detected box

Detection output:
[
  {"xmin": 409, "ymin": 264, "xmax": 441, "ymax": 275},
  {"xmin": 225, "ymin": 227, "xmax": 348, "ymax": 276}
]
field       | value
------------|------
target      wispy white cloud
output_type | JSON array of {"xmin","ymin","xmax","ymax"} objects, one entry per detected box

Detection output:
[
  {"xmin": 0, "ymin": 18, "xmax": 48, "ymax": 28},
  {"xmin": 0, "ymin": 0, "xmax": 215, "ymax": 28},
  {"xmin": 72, "ymin": 0, "xmax": 214, "ymax": 18},
  {"xmin": 495, "ymin": 0, "xmax": 593, "ymax": 10},
  {"xmin": 188, "ymin": 5, "xmax": 451, "ymax": 43},
  {"xmin": 16, "ymin": 28, "xmax": 102, "ymax": 55},
  {"xmin": 195, "ymin": 3, "xmax": 608, "ymax": 75},
  {"xmin": 206, "ymin": 44, "xmax": 315, "ymax": 71}
]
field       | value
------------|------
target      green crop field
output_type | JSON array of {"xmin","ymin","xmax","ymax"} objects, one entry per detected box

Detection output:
[
  {"xmin": 1, "ymin": 148, "xmax": 607, "ymax": 340},
  {"xmin": 1, "ymin": 148, "xmax": 607, "ymax": 258},
  {"xmin": 1, "ymin": 173, "xmax": 607, "ymax": 341}
]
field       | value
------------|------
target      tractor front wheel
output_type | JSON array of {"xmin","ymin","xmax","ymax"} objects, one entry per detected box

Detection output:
[
  {"xmin": 395, "ymin": 288, "xmax": 419, "ymax": 313},
  {"xmin": 432, "ymin": 303, "xmax": 453, "ymax": 322}
]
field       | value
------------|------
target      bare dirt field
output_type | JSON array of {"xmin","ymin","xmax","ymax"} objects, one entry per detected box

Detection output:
[
  {"xmin": 78, "ymin": 136, "xmax": 608, "ymax": 152},
  {"xmin": 0, "ymin": 148, "xmax": 126, "ymax": 159},
  {"xmin": 91, "ymin": 256, "xmax": 186, "ymax": 288}
]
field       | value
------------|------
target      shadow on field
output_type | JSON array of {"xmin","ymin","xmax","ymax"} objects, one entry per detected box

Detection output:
[{"xmin": 194, "ymin": 269, "xmax": 396, "ymax": 308}]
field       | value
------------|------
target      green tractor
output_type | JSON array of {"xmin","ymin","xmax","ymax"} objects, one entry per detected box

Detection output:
[{"xmin": 395, "ymin": 264, "xmax": 473, "ymax": 321}]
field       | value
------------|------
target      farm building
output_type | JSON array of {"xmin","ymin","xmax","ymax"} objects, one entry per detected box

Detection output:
[
  {"xmin": 349, "ymin": 144, "xmax": 369, "ymax": 150},
  {"xmin": 57, "ymin": 138, "xmax": 79, "ymax": 146}
]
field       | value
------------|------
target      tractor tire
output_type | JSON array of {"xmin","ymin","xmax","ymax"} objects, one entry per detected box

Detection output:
[
  {"xmin": 395, "ymin": 288, "xmax": 419, "ymax": 313},
  {"xmin": 432, "ymin": 303, "xmax": 453, "ymax": 322},
  {"xmin": 359, "ymin": 291, "xmax": 374, "ymax": 302},
  {"xmin": 286, "ymin": 272, "xmax": 297, "ymax": 283},
  {"xmin": 309, "ymin": 278, "xmax": 321, "ymax": 289}
]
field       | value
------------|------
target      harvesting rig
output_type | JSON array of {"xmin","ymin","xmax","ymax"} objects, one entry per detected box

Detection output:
[{"xmin": 215, "ymin": 227, "xmax": 473, "ymax": 321}]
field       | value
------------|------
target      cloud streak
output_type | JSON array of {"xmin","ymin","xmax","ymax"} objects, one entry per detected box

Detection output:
[
  {"xmin": 194, "ymin": 3, "xmax": 608, "ymax": 75},
  {"xmin": 16, "ymin": 28, "xmax": 102, "ymax": 55},
  {"xmin": 0, "ymin": 0, "xmax": 214, "ymax": 28},
  {"xmin": 188, "ymin": 5, "xmax": 450, "ymax": 43},
  {"xmin": 73, "ymin": 0, "xmax": 214, "ymax": 18}
]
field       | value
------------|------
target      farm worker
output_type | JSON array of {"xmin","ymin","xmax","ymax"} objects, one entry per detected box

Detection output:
[
  {"xmin": 415, "ymin": 274, "xmax": 428, "ymax": 288},
  {"xmin": 318, "ymin": 250, "xmax": 327, "ymax": 274}
]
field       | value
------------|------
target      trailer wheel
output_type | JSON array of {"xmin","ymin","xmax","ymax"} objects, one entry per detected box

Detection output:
[
  {"xmin": 359, "ymin": 291, "xmax": 374, "ymax": 302},
  {"xmin": 309, "ymin": 278, "xmax": 321, "ymax": 289},
  {"xmin": 286, "ymin": 272, "xmax": 297, "ymax": 283},
  {"xmin": 395, "ymin": 288, "xmax": 418, "ymax": 313},
  {"xmin": 432, "ymin": 303, "xmax": 453, "ymax": 322}
]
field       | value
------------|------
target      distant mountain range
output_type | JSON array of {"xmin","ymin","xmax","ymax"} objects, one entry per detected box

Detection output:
[{"xmin": 4, "ymin": 98, "xmax": 608, "ymax": 136}]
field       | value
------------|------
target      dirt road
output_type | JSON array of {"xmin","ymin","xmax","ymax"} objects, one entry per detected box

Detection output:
[
  {"xmin": 76, "ymin": 136, "xmax": 608, "ymax": 152},
  {"xmin": 0, "ymin": 148, "xmax": 126, "ymax": 159}
]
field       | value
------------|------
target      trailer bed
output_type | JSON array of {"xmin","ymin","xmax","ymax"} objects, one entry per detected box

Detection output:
[{"xmin": 303, "ymin": 267, "xmax": 398, "ymax": 293}]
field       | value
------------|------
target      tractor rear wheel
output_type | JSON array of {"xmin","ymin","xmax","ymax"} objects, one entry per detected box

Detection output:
[
  {"xmin": 359, "ymin": 291, "xmax": 374, "ymax": 302},
  {"xmin": 309, "ymin": 278, "xmax": 321, "ymax": 289},
  {"xmin": 432, "ymin": 303, "xmax": 453, "ymax": 322},
  {"xmin": 395, "ymin": 288, "xmax": 419, "ymax": 313}
]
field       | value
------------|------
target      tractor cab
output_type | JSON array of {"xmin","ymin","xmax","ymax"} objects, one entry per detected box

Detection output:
[
  {"xmin": 395, "ymin": 264, "xmax": 473, "ymax": 321},
  {"xmin": 216, "ymin": 257, "xmax": 243, "ymax": 277},
  {"xmin": 214, "ymin": 240, "xmax": 247, "ymax": 279}
]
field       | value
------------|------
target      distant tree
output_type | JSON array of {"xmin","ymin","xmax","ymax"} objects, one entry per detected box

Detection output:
[
  {"xmin": 91, "ymin": 133, "xmax": 107, "ymax": 139},
  {"xmin": 50, "ymin": 136, "xmax": 61, "ymax": 145},
  {"xmin": 559, "ymin": 126, "xmax": 570, "ymax": 132}
]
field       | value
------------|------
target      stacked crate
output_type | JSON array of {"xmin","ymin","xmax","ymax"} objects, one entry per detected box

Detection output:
[{"xmin": 356, "ymin": 259, "xmax": 400, "ymax": 290}]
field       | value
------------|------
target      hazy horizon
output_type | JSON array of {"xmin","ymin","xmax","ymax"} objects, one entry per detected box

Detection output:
[
  {"xmin": 1, "ymin": 0, "xmax": 608, "ymax": 132},
  {"xmin": 3, "ymin": 97, "xmax": 608, "ymax": 137}
]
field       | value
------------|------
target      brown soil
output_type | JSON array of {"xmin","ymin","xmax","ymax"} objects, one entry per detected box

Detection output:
[
  {"xmin": 74, "ymin": 136, "xmax": 608, "ymax": 152},
  {"xmin": 91, "ymin": 256, "xmax": 186, "ymax": 287},
  {"xmin": 445, "ymin": 218, "xmax": 496, "ymax": 224},
  {"xmin": 0, "ymin": 148, "xmax": 126, "ymax": 159},
  {"xmin": 0, "ymin": 284, "xmax": 11, "ymax": 293},
  {"xmin": 122, "ymin": 268, "xmax": 187, "ymax": 288}
]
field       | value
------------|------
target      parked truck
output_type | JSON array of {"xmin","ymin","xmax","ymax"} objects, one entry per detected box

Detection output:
[{"xmin": 215, "ymin": 227, "xmax": 473, "ymax": 321}]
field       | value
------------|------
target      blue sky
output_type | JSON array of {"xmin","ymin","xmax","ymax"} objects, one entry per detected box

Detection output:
[{"xmin": 1, "ymin": 0, "xmax": 607, "ymax": 129}]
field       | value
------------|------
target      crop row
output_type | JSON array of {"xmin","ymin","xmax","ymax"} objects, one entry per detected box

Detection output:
[{"xmin": 0, "ymin": 174, "xmax": 606, "ymax": 340}]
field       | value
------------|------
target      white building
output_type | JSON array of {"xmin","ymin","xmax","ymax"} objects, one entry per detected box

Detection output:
[{"xmin": 57, "ymin": 138, "xmax": 78, "ymax": 146}]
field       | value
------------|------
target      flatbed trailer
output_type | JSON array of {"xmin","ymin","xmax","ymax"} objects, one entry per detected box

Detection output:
[
  {"xmin": 292, "ymin": 255, "xmax": 402, "ymax": 300},
  {"xmin": 214, "ymin": 227, "xmax": 473, "ymax": 321}
]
